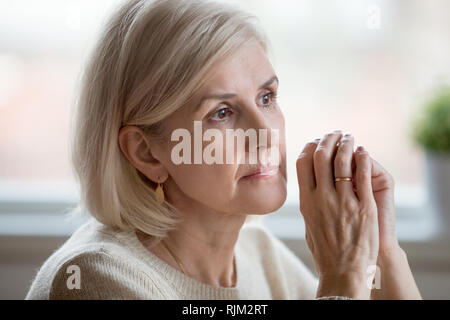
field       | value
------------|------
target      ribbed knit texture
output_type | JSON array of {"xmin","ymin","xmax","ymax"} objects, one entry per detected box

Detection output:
[{"xmin": 25, "ymin": 217, "xmax": 327, "ymax": 300}]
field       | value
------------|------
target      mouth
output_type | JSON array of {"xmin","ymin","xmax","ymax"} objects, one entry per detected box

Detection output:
[{"xmin": 241, "ymin": 165, "xmax": 280, "ymax": 180}]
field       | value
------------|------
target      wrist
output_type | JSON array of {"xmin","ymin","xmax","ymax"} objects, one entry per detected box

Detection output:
[
  {"xmin": 378, "ymin": 244, "xmax": 406, "ymax": 267},
  {"xmin": 317, "ymin": 271, "xmax": 371, "ymax": 300}
]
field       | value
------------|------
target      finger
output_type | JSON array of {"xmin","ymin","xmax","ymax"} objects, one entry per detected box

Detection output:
[
  {"xmin": 334, "ymin": 134, "xmax": 357, "ymax": 199},
  {"xmin": 313, "ymin": 131, "xmax": 343, "ymax": 192},
  {"xmin": 354, "ymin": 146, "xmax": 374, "ymax": 203},
  {"xmin": 370, "ymin": 157, "xmax": 395, "ymax": 190},
  {"xmin": 296, "ymin": 139, "xmax": 320, "ymax": 192},
  {"xmin": 351, "ymin": 154, "xmax": 393, "ymax": 192}
]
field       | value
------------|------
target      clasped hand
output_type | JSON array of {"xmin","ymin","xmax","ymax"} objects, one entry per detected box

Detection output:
[{"xmin": 296, "ymin": 130, "xmax": 399, "ymax": 299}]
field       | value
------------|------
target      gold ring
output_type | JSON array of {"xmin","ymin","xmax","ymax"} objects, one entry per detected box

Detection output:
[{"xmin": 334, "ymin": 177, "xmax": 352, "ymax": 182}]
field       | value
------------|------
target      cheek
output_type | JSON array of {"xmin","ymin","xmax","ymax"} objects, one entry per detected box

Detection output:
[{"xmin": 168, "ymin": 162, "xmax": 238, "ymax": 206}]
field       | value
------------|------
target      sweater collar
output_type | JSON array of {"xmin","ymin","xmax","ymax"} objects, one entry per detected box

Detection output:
[{"xmin": 112, "ymin": 225, "xmax": 253, "ymax": 299}]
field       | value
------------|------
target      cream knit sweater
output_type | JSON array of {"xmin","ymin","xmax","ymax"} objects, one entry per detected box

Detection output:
[{"xmin": 25, "ymin": 217, "xmax": 329, "ymax": 300}]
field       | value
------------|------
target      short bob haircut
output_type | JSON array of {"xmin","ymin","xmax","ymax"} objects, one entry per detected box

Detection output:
[{"xmin": 70, "ymin": 0, "xmax": 272, "ymax": 246}]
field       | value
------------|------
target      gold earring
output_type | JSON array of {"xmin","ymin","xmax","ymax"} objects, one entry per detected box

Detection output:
[{"xmin": 155, "ymin": 182, "xmax": 164, "ymax": 205}]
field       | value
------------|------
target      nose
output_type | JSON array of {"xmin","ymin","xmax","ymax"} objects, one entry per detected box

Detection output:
[{"xmin": 242, "ymin": 105, "xmax": 279, "ymax": 164}]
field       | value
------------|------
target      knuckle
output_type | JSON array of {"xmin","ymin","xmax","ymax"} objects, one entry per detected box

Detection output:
[
  {"xmin": 313, "ymin": 147, "xmax": 328, "ymax": 161},
  {"xmin": 321, "ymin": 193, "xmax": 337, "ymax": 212},
  {"xmin": 361, "ymin": 174, "xmax": 371, "ymax": 183},
  {"xmin": 358, "ymin": 169, "xmax": 371, "ymax": 181},
  {"xmin": 297, "ymin": 143, "xmax": 317, "ymax": 162},
  {"xmin": 334, "ymin": 155, "xmax": 348, "ymax": 168},
  {"xmin": 296, "ymin": 155, "xmax": 305, "ymax": 166},
  {"xmin": 315, "ymin": 187, "xmax": 326, "ymax": 199},
  {"xmin": 303, "ymin": 142, "xmax": 314, "ymax": 150},
  {"xmin": 378, "ymin": 173, "xmax": 390, "ymax": 184},
  {"xmin": 340, "ymin": 198, "xmax": 359, "ymax": 213},
  {"xmin": 386, "ymin": 172, "xmax": 395, "ymax": 186},
  {"xmin": 339, "ymin": 137, "xmax": 351, "ymax": 146},
  {"xmin": 296, "ymin": 155, "xmax": 309, "ymax": 168}
]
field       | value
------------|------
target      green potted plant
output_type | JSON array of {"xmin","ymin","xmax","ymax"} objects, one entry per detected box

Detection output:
[{"xmin": 410, "ymin": 84, "xmax": 450, "ymax": 237}]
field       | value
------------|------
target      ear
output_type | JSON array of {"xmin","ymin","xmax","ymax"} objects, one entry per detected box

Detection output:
[{"xmin": 118, "ymin": 126, "xmax": 168, "ymax": 183}]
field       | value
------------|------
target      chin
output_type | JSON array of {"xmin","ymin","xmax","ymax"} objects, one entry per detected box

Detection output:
[{"xmin": 242, "ymin": 186, "xmax": 287, "ymax": 215}]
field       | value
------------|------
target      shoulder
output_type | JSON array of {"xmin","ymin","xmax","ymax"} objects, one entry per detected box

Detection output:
[
  {"xmin": 47, "ymin": 247, "xmax": 152, "ymax": 299},
  {"xmin": 25, "ymin": 218, "xmax": 166, "ymax": 299},
  {"xmin": 238, "ymin": 222, "xmax": 319, "ymax": 299}
]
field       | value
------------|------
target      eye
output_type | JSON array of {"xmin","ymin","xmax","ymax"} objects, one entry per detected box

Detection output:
[
  {"xmin": 258, "ymin": 91, "xmax": 278, "ymax": 107},
  {"xmin": 209, "ymin": 107, "xmax": 233, "ymax": 122}
]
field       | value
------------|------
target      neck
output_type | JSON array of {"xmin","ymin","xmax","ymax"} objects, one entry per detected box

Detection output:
[{"xmin": 139, "ymin": 206, "xmax": 246, "ymax": 288}]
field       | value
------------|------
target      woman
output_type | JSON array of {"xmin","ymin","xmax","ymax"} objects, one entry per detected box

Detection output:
[{"xmin": 26, "ymin": 0, "xmax": 421, "ymax": 299}]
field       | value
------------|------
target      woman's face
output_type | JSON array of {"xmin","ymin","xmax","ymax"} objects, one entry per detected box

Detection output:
[{"xmin": 155, "ymin": 42, "xmax": 287, "ymax": 216}]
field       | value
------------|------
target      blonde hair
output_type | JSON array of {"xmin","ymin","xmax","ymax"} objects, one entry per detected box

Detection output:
[{"xmin": 70, "ymin": 0, "xmax": 271, "ymax": 245}]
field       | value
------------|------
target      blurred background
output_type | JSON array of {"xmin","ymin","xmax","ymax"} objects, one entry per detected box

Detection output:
[{"xmin": 1, "ymin": 0, "xmax": 450, "ymax": 299}]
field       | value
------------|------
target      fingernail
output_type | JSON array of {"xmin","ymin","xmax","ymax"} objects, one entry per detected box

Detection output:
[
  {"xmin": 344, "ymin": 133, "xmax": 352, "ymax": 137},
  {"xmin": 314, "ymin": 138, "xmax": 321, "ymax": 143},
  {"xmin": 333, "ymin": 130, "xmax": 342, "ymax": 134},
  {"xmin": 356, "ymin": 145, "xmax": 364, "ymax": 152}
]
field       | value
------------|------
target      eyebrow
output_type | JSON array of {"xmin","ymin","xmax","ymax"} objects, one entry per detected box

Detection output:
[{"xmin": 196, "ymin": 75, "xmax": 279, "ymax": 113}]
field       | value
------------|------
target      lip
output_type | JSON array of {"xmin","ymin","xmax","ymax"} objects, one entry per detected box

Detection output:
[{"xmin": 241, "ymin": 165, "xmax": 279, "ymax": 180}]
